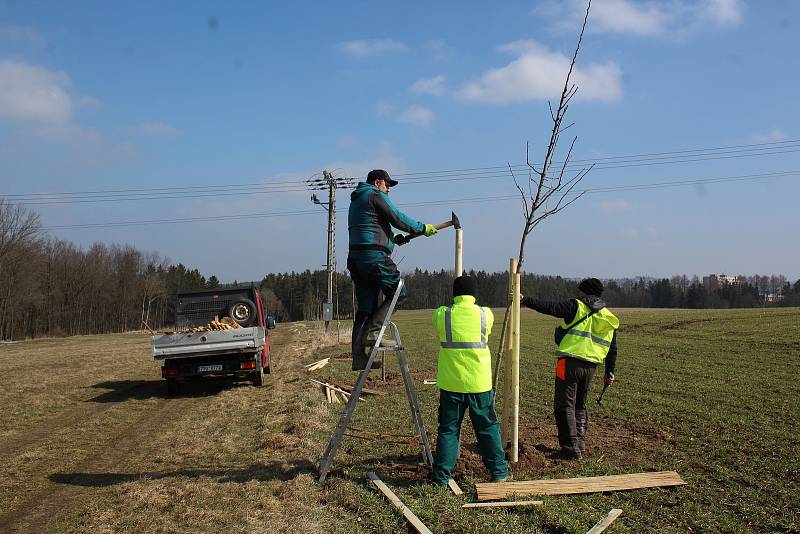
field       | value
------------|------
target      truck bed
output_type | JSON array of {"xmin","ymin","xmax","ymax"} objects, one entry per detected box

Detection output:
[{"xmin": 152, "ymin": 326, "xmax": 266, "ymax": 360}]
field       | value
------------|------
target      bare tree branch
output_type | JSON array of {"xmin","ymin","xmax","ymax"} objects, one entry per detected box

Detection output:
[{"xmin": 493, "ymin": 0, "xmax": 593, "ymax": 391}]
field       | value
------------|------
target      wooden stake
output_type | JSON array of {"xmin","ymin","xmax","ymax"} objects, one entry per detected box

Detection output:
[
  {"xmin": 454, "ymin": 228, "xmax": 463, "ymax": 277},
  {"xmin": 587, "ymin": 509, "xmax": 623, "ymax": 534},
  {"xmin": 462, "ymin": 500, "xmax": 543, "ymax": 509},
  {"xmin": 475, "ymin": 471, "xmax": 686, "ymax": 501},
  {"xmin": 511, "ymin": 271, "xmax": 521, "ymax": 462},
  {"xmin": 501, "ymin": 257, "xmax": 516, "ymax": 445},
  {"xmin": 367, "ymin": 472, "xmax": 433, "ymax": 534}
]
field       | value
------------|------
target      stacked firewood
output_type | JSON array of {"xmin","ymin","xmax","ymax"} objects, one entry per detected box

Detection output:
[{"xmin": 162, "ymin": 316, "xmax": 242, "ymax": 334}]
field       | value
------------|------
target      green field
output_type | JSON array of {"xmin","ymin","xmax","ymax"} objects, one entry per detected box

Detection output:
[
  {"xmin": 311, "ymin": 307, "xmax": 800, "ymax": 533},
  {"xmin": 0, "ymin": 307, "xmax": 798, "ymax": 533}
]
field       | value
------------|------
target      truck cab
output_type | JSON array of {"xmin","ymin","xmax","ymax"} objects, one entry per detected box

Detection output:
[{"xmin": 152, "ymin": 284, "xmax": 276, "ymax": 395}]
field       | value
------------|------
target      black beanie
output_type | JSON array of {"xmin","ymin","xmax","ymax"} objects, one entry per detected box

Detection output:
[
  {"xmin": 578, "ymin": 277, "xmax": 604, "ymax": 296},
  {"xmin": 453, "ymin": 275, "xmax": 476, "ymax": 297}
]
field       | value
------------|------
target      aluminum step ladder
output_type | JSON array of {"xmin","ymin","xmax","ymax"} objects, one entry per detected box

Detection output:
[{"xmin": 318, "ymin": 279, "xmax": 433, "ymax": 483}]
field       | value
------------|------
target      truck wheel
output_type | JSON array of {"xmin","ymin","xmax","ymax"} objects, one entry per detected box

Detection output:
[
  {"xmin": 166, "ymin": 378, "xmax": 181, "ymax": 396},
  {"xmin": 228, "ymin": 299, "xmax": 256, "ymax": 327},
  {"xmin": 251, "ymin": 367, "xmax": 266, "ymax": 387}
]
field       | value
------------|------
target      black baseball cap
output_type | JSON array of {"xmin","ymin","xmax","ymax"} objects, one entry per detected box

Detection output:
[{"xmin": 367, "ymin": 169, "xmax": 398, "ymax": 187}]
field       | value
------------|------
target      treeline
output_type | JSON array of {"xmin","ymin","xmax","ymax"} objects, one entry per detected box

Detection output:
[
  {"xmin": 0, "ymin": 200, "xmax": 212, "ymax": 340},
  {"xmin": 2, "ymin": 199, "xmax": 799, "ymax": 339},
  {"xmin": 261, "ymin": 268, "xmax": 800, "ymax": 323}
]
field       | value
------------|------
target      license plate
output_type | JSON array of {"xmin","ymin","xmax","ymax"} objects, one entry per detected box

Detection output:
[{"xmin": 197, "ymin": 364, "xmax": 223, "ymax": 373}]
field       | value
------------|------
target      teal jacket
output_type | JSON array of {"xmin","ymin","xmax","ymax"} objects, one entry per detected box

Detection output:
[{"xmin": 348, "ymin": 182, "xmax": 424, "ymax": 256}]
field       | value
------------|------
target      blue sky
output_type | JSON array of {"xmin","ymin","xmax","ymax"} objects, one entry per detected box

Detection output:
[{"xmin": 1, "ymin": 0, "xmax": 799, "ymax": 282}]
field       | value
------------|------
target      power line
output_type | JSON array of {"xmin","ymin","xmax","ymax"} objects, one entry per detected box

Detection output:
[
  {"xmin": 7, "ymin": 138, "xmax": 800, "ymax": 205},
  {"xmin": 43, "ymin": 169, "xmax": 797, "ymax": 230}
]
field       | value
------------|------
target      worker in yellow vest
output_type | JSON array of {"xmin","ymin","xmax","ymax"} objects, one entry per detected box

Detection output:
[
  {"xmin": 430, "ymin": 275, "xmax": 510, "ymax": 485},
  {"xmin": 521, "ymin": 277, "xmax": 619, "ymax": 460}
]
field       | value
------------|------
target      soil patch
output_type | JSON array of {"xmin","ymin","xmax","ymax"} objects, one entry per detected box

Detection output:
[{"xmin": 375, "ymin": 416, "xmax": 668, "ymax": 484}]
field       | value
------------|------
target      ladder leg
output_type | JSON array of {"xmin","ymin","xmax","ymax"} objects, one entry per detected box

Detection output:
[
  {"xmin": 318, "ymin": 280, "xmax": 406, "ymax": 482},
  {"xmin": 395, "ymin": 324, "xmax": 434, "ymax": 467}
]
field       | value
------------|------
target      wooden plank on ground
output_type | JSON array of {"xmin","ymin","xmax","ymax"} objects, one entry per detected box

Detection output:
[
  {"xmin": 309, "ymin": 379, "xmax": 365, "ymax": 401},
  {"xmin": 462, "ymin": 499, "xmax": 543, "ymax": 508},
  {"xmin": 367, "ymin": 472, "xmax": 433, "ymax": 534},
  {"xmin": 448, "ymin": 479, "xmax": 463, "ymax": 495},
  {"xmin": 331, "ymin": 381, "xmax": 386, "ymax": 396},
  {"xmin": 475, "ymin": 471, "xmax": 686, "ymax": 501},
  {"xmin": 587, "ymin": 509, "xmax": 623, "ymax": 534}
]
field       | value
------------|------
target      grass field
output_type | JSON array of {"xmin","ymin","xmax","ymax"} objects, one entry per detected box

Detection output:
[{"xmin": 0, "ymin": 307, "xmax": 798, "ymax": 533}]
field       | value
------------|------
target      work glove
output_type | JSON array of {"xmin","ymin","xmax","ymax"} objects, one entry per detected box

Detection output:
[
  {"xmin": 604, "ymin": 372, "xmax": 615, "ymax": 385},
  {"xmin": 393, "ymin": 233, "xmax": 409, "ymax": 246},
  {"xmin": 423, "ymin": 223, "xmax": 438, "ymax": 237}
]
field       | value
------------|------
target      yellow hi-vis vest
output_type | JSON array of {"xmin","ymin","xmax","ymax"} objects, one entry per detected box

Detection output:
[
  {"xmin": 556, "ymin": 299, "xmax": 619, "ymax": 364},
  {"xmin": 433, "ymin": 295, "xmax": 494, "ymax": 393}
]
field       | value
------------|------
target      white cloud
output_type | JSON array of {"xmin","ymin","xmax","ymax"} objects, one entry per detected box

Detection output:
[
  {"xmin": 338, "ymin": 39, "xmax": 408, "ymax": 58},
  {"xmin": 600, "ymin": 199, "xmax": 632, "ymax": 211},
  {"xmin": 457, "ymin": 40, "xmax": 621, "ymax": 104},
  {"xmin": 541, "ymin": 0, "xmax": 745, "ymax": 36},
  {"xmin": 0, "ymin": 60, "xmax": 72, "ymax": 122},
  {"xmin": 700, "ymin": 0, "xmax": 745, "ymax": 27},
  {"xmin": 398, "ymin": 105, "xmax": 434, "ymax": 127},
  {"xmin": 589, "ymin": 0, "xmax": 671, "ymax": 35},
  {"xmin": 752, "ymin": 129, "xmax": 786, "ymax": 144},
  {"xmin": 410, "ymin": 75, "xmax": 446, "ymax": 96},
  {"xmin": 131, "ymin": 121, "xmax": 180, "ymax": 137},
  {"xmin": 326, "ymin": 142, "xmax": 407, "ymax": 182}
]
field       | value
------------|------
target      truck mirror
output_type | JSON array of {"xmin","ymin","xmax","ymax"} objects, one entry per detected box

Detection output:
[{"xmin": 267, "ymin": 315, "xmax": 276, "ymax": 329}]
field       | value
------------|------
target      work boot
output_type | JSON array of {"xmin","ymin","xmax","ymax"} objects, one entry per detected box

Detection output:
[
  {"xmin": 365, "ymin": 329, "xmax": 396, "ymax": 348},
  {"xmin": 550, "ymin": 447, "xmax": 581, "ymax": 461},
  {"xmin": 351, "ymin": 315, "xmax": 382, "ymax": 371},
  {"xmin": 492, "ymin": 472, "xmax": 513, "ymax": 483}
]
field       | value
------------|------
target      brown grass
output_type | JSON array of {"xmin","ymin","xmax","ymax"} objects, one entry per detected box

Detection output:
[{"xmin": 0, "ymin": 323, "xmax": 359, "ymax": 533}]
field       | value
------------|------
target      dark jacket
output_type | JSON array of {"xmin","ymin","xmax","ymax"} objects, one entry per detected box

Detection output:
[
  {"xmin": 348, "ymin": 182, "xmax": 425, "ymax": 255},
  {"xmin": 521, "ymin": 295, "xmax": 618, "ymax": 374}
]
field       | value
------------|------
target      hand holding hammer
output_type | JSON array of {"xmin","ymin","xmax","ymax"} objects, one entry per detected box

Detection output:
[
  {"xmin": 394, "ymin": 212, "xmax": 461, "ymax": 245},
  {"xmin": 596, "ymin": 373, "xmax": 616, "ymax": 405}
]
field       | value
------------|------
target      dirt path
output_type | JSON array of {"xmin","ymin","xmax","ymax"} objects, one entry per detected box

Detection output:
[
  {"xmin": 0, "ymin": 377, "xmax": 162, "ymax": 459},
  {"xmin": 0, "ymin": 322, "xmax": 356, "ymax": 533},
  {"xmin": 0, "ymin": 396, "xmax": 179, "ymax": 532}
]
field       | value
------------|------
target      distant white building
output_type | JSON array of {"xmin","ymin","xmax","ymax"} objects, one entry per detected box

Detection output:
[{"xmin": 703, "ymin": 273, "xmax": 739, "ymax": 290}]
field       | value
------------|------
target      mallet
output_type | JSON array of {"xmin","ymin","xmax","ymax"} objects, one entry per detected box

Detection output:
[{"xmin": 397, "ymin": 212, "xmax": 461, "ymax": 244}]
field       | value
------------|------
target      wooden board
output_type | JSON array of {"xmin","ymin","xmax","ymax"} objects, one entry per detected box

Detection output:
[
  {"xmin": 475, "ymin": 471, "xmax": 686, "ymax": 501},
  {"xmin": 367, "ymin": 472, "xmax": 433, "ymax": 534},
  {"xmin": 587, "ymin": 509, "xmax": 623, "ymax": 534},
  {"xmin": 462, "ymin": 500, "xmax": 543, "ymax": 509},
  {"xmin": 448, "ymin": 478, "xmax": 463, "ymax": 495}
]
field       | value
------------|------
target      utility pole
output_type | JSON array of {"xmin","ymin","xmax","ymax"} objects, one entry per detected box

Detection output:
[{"xmin": 308, "ymin": 170, "xmax": 355, "ymax": 332}]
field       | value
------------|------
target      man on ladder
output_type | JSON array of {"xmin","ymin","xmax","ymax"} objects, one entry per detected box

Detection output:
[{"xmin": 347, "ymin": 169, "xmax": 438, "ymax": 371}]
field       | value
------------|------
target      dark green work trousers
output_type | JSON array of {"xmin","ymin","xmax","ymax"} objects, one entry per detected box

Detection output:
[
  {"xmin": 431, "ymin": 389, "xmax": 509, "ymax": 485},
  {"xmin": 554, "ymin": 357, "xmax": 597, "ymax": 455}
]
